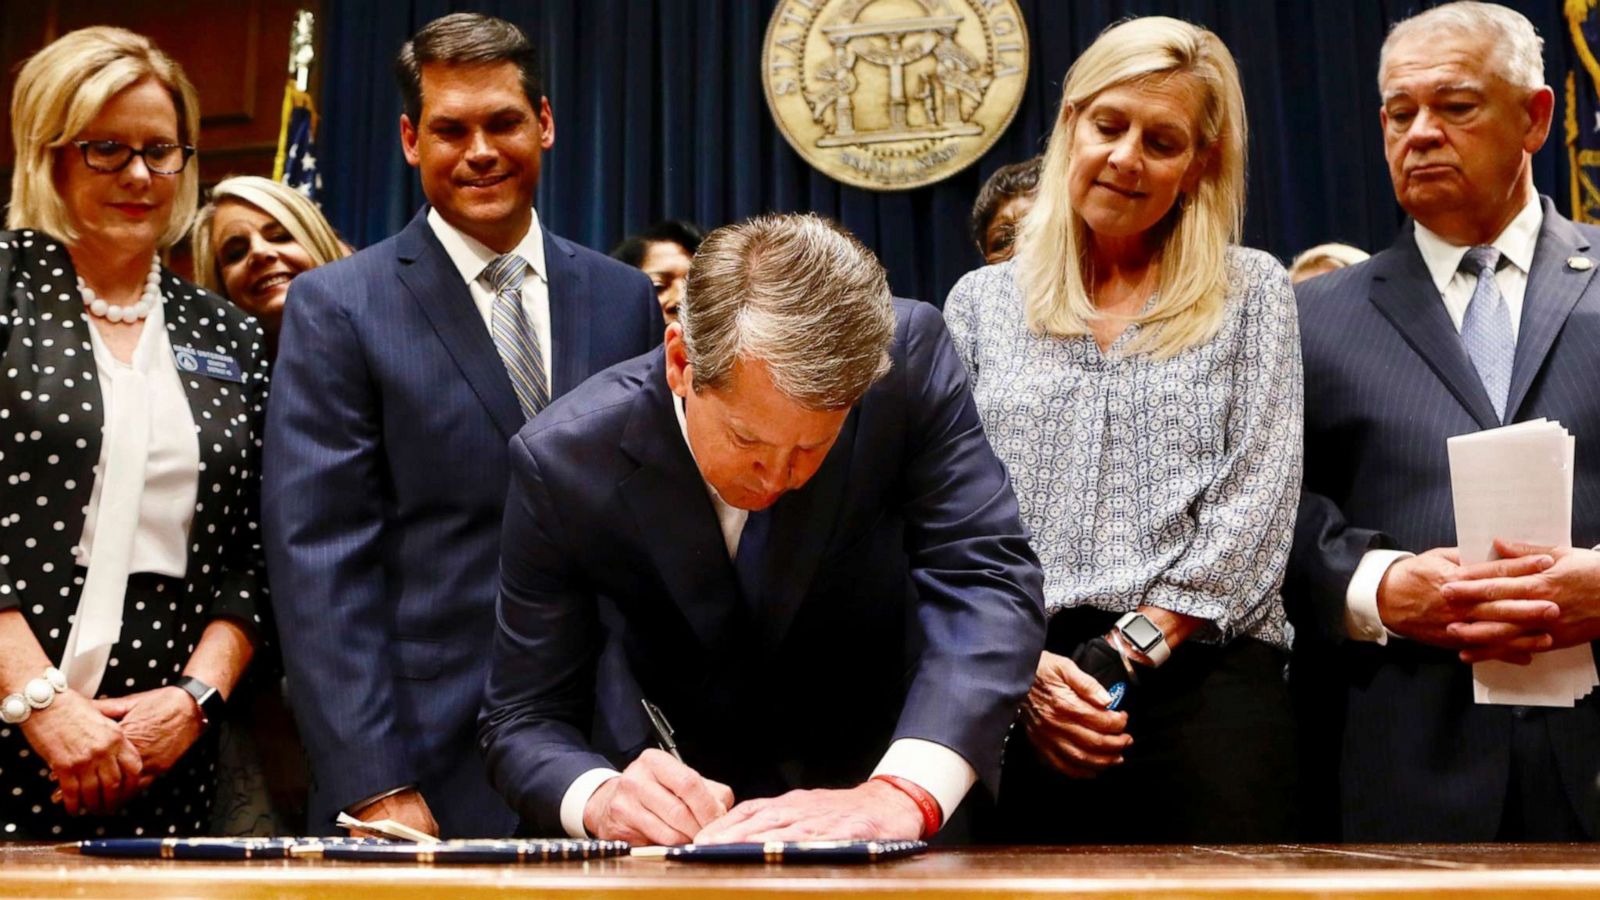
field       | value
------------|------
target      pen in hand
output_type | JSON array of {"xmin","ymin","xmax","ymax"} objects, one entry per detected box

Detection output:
[{"xmin": 641, "ymin": 698, "xmax": 683, "ymax": 762}]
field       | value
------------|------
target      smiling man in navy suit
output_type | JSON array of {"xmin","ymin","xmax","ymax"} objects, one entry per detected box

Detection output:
[
  {"xmin": 263, "ymin": 13, "xmax": 660, "ymax": 838},
  {"xmin": 1290, "ymin": 1, "xmax": 1600, "ymax": 842},
  {"xmin": 479, "ymin": 213, "xmax": 1045, "ymax": 845}
]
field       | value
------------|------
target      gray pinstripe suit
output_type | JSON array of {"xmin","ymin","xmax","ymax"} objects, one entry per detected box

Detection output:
[{"xmin": 1289, "ymin": 197, "xmax": 1600, "ymax": 841}]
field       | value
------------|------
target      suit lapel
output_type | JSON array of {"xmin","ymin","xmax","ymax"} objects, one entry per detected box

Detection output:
[
  {"xmin": 758, "ymin": 411, "xmax": 857, "ymax": 650},
  {"xmin": 544, "ymin": 230, "xmax": 591, "ymax": 398},
  {"xmin": 1505, "ymin": 200, "xmax": 1596, "ymax": 421},
  {"xmin": 618, "ymin": 359, "xmax": 743, "ymax": 652},
  {"xmin": 396, "ymin": 210, "xmax": 525, "ymax": 439},
  {"xmin": 1369, "ymin": 229, "xmax": 1502, "ymax": 431}
]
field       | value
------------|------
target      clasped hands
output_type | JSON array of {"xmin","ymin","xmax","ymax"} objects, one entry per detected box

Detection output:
[
  {"xmin": 581, "ymin": 749, "xmax": 925, "ymax": 845},
  {"xmin": 21, "ymin": 684, "xmax": 204, "ymax": 816},
  {"xmin": 1377, "ymin": 540, "xmax": 1600, "ymax": 665}
]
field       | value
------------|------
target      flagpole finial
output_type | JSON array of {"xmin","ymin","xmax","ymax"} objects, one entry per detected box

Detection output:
[{"xmin": 290, "ymin": 10, "xmax": 316, "ymax": 91}]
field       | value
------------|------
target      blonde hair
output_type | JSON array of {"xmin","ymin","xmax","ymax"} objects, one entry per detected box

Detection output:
[
  {"xmin": 192, "ymin": 176, "xmax": 350, "ymax": 297},
  {"xmin": 7, "ymin": 26, "xmax": 201, "ymax": 248},
  {"xmin": 1288, "ymin": 242, "xmax": 1369, "ymax": 283},
  {"xmin": 1015, "ymin": 16, "xmax": 1247, "ymax": 358}
]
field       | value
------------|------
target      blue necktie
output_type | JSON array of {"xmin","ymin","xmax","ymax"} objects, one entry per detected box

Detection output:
[
  {"xmin": 734, "ymin": 509, "xmax": 772, "ymax": 618},
  {"xmin": 1458, "ymin": 245, "xmax": 1514, "ymax": 422},
  {"xmin": 483, "ymin": 253, "xmax": 550, "ymax": 419}
]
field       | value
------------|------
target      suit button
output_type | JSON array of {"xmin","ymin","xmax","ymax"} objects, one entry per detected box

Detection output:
[{"xmin": 1511, "ymin": 706, "xmax": 1529, "ymax": 719}]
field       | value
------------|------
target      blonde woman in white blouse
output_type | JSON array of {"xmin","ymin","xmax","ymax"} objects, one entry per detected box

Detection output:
[
  {"xmin": 944, "ymin": 17, "xmax": 1302, "ymax": 843},
  {"xmin": 1, "ymin": 27, "xmax": 268, "ymax": 839}
]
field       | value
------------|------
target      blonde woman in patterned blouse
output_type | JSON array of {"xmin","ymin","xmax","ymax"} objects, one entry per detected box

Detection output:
[
  {"xmin": 944, "ymin": 17, "xmax": 1302, "ymax": 843},
  {"xmin": 1, "ymin": 28, "xmax": 268, "ymax": 839}
]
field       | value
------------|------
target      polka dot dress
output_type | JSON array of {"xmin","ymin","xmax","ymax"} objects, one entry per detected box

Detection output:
[{"xmin": 0, "ymin": 231, "xmax": 271, "ymax": 840}]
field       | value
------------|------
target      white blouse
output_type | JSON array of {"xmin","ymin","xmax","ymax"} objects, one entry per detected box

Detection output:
[{"xmin": 73, "ymin": 299, "xmax": 200, "ymax": 577}]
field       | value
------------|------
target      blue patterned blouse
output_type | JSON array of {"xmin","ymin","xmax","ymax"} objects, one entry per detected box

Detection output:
[{"xmin": 943, "ymin": 248, "xmax": 1302, "ymax": 649}]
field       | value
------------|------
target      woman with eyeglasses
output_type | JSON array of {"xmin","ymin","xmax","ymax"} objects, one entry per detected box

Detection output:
[{"xmin": 1, "ymin": 27, "xmax": 268, "ymax": 839}]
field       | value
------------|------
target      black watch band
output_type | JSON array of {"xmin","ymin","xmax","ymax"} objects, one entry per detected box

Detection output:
[{"xmin": 173, "ymin": 676, "xmax": 226, "ymax": 727}]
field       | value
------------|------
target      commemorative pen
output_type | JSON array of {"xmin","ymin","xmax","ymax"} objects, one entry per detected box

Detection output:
[{"xmin": 641, "ymin": 698, "xmax": 683, "ymax": 762}]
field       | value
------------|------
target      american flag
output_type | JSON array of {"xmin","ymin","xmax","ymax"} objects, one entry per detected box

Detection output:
[{"xmin": 273, "ymin": 82, "xmax": 321, "ymax": 201}]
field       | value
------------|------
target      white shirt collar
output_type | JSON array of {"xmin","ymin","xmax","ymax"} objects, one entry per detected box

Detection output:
[
  {"xmin": 1413, "ymin": 193, "xmax": 1542, "ymax": 294},
  {"xmin": 425, "ymin": 206, "xmax": 547, "ymax": 287},
  {"xmin": 674, "ymin": 393, "xmax": 706, "ymax": 483}
]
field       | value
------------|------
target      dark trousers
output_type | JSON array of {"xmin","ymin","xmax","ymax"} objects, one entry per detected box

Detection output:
[
  {"xmin": 1497, "ymin": 707, "xmax": 1591, "ymax": 841},
  {"xmin": 980, "ymin": 609, "xmax": 1299, "ymax": 844}
]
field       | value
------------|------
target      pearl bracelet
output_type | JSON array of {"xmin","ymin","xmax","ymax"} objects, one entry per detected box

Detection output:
[{"xmin": 0, "ymin": 667, "xmax": 68, "ymax": 724}]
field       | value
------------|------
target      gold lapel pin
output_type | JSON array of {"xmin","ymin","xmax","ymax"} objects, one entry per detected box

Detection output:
[{"xmin": 1567, "ymin": 256, "xmax": 1593, "ymax": 271}]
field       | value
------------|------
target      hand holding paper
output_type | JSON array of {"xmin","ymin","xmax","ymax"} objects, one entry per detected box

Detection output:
[
  {"xmin": 1376, "ymin": 548, "xmax": 1558, "ymax": 660},
  {"xmin": 1445, "ymin": 420, "xmax": 1599, "ymax": 706},
  {"xmin": 344, "ymin": 788, "xmax": 439, "ymax": 840},
  {"xmin": 1443, "ymin": 540, "xmax": 1600, "ymax": 658}
]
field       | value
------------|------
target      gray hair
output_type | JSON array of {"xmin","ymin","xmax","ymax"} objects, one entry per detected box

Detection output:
[
  {"xmin": 680, "ymin": 213, "xmax": 894, "ymax": 410},
  {"xmin": 1381, "ymin": 1, "xmax": 1544, "ymax": 92}
]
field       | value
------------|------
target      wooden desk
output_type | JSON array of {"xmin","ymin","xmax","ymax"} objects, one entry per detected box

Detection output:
[{"xmin": 5, "ymin": 843, "xmax": 1600, "ymax": 898}]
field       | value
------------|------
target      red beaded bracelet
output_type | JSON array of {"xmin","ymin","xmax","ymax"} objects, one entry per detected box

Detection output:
[{"xmin": 870, "ymin": 774, "xmax": 942, "ymax": 838}]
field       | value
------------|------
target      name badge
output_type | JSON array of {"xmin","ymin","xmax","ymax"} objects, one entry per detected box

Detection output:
[{"xmin": 172, "ymin": 344, "xmax": 245, "ymax": 383}]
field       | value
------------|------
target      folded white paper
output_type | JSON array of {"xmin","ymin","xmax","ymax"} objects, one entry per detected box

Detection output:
[{"xmin": 1447, "ymin": 419, "xmax": 1597, "ymax": 707}]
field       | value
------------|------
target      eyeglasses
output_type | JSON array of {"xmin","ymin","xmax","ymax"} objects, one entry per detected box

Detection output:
[{"xmin": 71, "ymin": 140, "xmax": 195, "ymax": 175}]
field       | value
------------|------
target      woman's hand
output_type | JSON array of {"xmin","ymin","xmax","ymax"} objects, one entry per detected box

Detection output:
[
  {"xmin": 1023, "ymin": 650, "xmax": 1132, "ymax": 778},
  {"xmin": 94, "ymin": 687, "xmax": 205, "ymax": 784},
  {"xmin": 19, "ymin": 689, "xmax": 143, "ymax": 816}
]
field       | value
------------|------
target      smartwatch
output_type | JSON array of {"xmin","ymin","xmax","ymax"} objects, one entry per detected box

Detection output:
[
  {"xmin": 173, "ymin": 676, "xmax": 226, "ymax": 728},
  {"xmin": 1114, "ymin": 612, "xmax": 1171, "ymax": 668}
]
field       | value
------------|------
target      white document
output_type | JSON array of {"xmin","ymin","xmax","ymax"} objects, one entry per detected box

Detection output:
[{"xmin": 1447, "ymin": 419, "xmax": 1598, "ymax": 706}]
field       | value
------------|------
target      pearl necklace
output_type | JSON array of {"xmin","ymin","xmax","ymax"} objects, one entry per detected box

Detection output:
[{"xmin": 79, "ymin": 255, "xmax": 163, "ymax": 324}]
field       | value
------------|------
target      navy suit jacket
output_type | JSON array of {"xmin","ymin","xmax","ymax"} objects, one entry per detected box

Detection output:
[
  {"xmin": 263, "ymin": 208, "xmax": 662, "ymax": 836},
  {"xmin": 1289, "ymin": 198, "xmax": 1600, "ymax": 840},
  {"xmin": 478, "ymin": 299, "xmax": 1046, "ymax": 836}
]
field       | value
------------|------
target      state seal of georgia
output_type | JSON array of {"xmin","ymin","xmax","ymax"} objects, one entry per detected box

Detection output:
[{"xmin": 762, "ymin": 0, "xmax": 1029, "ymax": 191}]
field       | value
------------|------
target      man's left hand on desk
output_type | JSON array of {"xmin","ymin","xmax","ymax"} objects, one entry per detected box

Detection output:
[{"xmin": 691, "ymin": 781, "xmax": 924, "ymax": 843}]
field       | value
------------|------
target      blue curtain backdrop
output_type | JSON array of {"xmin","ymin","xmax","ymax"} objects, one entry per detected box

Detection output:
[{"xmin": 318, "ymin": 0, "xmax": 1573, "ymax": 308}]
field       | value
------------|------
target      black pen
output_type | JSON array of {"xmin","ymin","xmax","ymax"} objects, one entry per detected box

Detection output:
[{"xmin": 641, "ymin": 698, "xmax": 683, "ymax": 762}]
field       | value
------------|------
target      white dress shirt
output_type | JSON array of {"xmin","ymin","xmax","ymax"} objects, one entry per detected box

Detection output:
[
  {"xmin": 74, "ymin": 299, "xmax": 199, "ymax": 577},
  {"xmin": 1344, "ymin": 195, "xmax": 1542, "ymax": 642},
  {"xmin": 556, "ymin": 395, "xmax": 978, "ymax": 838},
  {"xmin": 426, "ymin": 207, "xmax": 552, "ymax": 377}
]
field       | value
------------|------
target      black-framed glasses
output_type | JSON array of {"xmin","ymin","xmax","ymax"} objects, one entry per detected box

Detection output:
[{"xmin": 71, "ymin": 140, "xmax": 195, "ymax": 175}]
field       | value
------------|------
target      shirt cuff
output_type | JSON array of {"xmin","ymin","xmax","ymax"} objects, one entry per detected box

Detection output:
[
  {"xmin": 560, "ymin": 767, "xmax": 622, "ymax": 838},
  {"xmin": 870, "ymin": 738, "xmax": 977, "ymax": 823},
  {"xmin": 1345, "ymin": 549, "xmax": 1413, "ymax": 644}
]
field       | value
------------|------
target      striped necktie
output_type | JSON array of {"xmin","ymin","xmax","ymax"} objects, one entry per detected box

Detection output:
[
  {"xmin": 1458, "ymin": 245, "xmax": 1514, "ymax": 422},
  {"xmin": 483, "ymin": 253, "xmax": 550, "ymax": 418}
]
